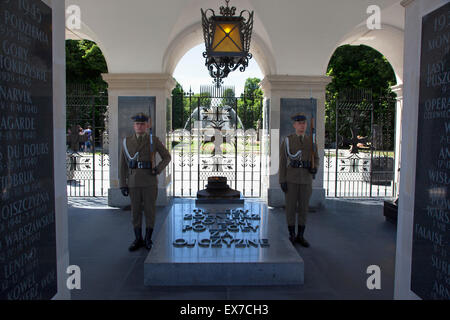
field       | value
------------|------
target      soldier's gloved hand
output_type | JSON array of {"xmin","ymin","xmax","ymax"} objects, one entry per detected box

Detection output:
[
  {"xmin": 120, "ymin": 187, "xmax": 129, "ymax": 197},
  {"xmin": 309, "ymin": 168, "xmax": 318, "ymax": 175},
  {"xmin": 280, "ymin": 183, "xmax": 288, "ymax": 193},
  {"xmin": 151, "ymin": 168, "xmax": 158, "ymax": 176}
]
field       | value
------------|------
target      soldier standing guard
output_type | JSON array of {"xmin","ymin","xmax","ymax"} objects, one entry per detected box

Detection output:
[
  {"xmin": 279, "ymin": 113, "xmax": 319, "ymax": 247},
  {"xmin": 119, "ymin": 113, "xmax": 171, "ymax": 251}
]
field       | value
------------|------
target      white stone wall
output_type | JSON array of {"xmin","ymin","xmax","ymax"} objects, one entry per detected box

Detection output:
[{"xmin": 65, "ymin": 0, "xmax": 405, "ymax": 78}]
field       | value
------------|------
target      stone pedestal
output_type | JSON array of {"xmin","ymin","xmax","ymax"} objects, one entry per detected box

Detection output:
[
  {"xmin": 260, "ymin": 75, "xmax": 331, "ymax": 208},
  {"xmin": 102, "ymin": 73, "xmax": 176, "ymax": 207},
  {"xmin": 144, "ymin": 200, "xmax": 304, "ymax": 286}
]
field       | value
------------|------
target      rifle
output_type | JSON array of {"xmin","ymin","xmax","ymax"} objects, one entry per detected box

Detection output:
[
  {"xmin": 149, "ymin": 116, "xmax": 156, "ymax": 170},
  {"xmin": 310, "ymin": 117, "xmax": 316, "ymax": 180}
]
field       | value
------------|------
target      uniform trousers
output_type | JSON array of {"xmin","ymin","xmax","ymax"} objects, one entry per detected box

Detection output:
[
  {"xmin": 129, "ymin": 186, "xmax": 158, "ymax": 228},
  {"xmin": 285, "ymin": 183, "xmax": 312, "ymax": 227}
]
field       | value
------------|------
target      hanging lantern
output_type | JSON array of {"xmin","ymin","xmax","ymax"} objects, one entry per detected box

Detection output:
[{"xmin": 201, "ymin": 0, "xmax": 254, "ymax": 87}]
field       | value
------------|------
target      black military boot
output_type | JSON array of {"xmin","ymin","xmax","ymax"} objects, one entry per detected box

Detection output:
[
  {"xmin": 145, "ymin": 227, "xmax": 153, "ymax": 250},
  {"xmin": 288, "ymin": 226, "xmax": 296, "ymax": 245},
  {"xmin": 129, "ymin": 228, "xmax": 145, "ymax": 252},
  {"xmin": 295, "ymin": 225, "xmax": 310, "ymax": 248}
]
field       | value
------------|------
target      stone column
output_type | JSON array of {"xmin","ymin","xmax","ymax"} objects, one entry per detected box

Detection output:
[
  {"xmin": 102, "ymin": 73, "xmax": 176, "ymax": 207},
  {"xmin": 44, "ymin": 0, "xmax": 70, "ymax": 301},
  {"xmin": 260, "ymin": 75, "xmax": 332, "ymax": 208},
  {"xmin": 392, "ymin": 84, "xmax": 403, "ymax": 198}
]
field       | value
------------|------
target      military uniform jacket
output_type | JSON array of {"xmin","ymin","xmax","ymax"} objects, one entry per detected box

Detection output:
[
  {"xmin": 279, "ymin": 133, "xmax": 320, "ymax": 185},
  {"xmin": 119, "ymin": 133, "xmax": 171, "ymax": 188}
]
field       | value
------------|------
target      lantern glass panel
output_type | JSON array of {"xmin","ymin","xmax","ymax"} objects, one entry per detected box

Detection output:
[{"xmin": 212, "ymin": 22, "xmax": 243, "ymax": 53}]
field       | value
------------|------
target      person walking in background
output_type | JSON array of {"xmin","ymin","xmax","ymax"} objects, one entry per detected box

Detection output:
[{"xmin": 84, "ymin": 125, "xmax": 93, "ymax": 152}]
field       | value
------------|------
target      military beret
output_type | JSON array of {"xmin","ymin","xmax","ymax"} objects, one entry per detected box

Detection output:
[
  {"xmin": 131, "ymin": 113, "xmax": 149, "ymax": 122},
  {"xmin": 291, "ymin": 113, "xmax": 307, "ymax": 122}
]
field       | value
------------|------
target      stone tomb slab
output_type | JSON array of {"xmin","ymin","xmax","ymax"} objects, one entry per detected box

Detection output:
[
  {"xmin": 144, "ymin": 201, "xmax": 304, "ymax": 286},
  {"xmin": 195, "ymin": 194, "xmax": 245, "ymax": 205}
]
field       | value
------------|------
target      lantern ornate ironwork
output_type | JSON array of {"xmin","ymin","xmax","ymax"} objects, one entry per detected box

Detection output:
[{"xmin": 201, "ymin": 0, "xmax": 254, "ymax": 87}]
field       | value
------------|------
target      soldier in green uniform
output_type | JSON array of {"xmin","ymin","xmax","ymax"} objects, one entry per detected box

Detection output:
[
  {"xmin": 279, "ymin": 113, "xmax": 319, "ymax": 247},
  {"xmin": 119, "ymin": 113, "xmax": 172, "ymax": 251}
]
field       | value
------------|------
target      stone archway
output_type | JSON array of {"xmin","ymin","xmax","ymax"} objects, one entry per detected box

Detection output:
[
  {"xmin": 334, "ymin": 25, "xmax": 405, "ymax": 196},
  {"xmin": 323, "ymin": 26, "xmax": 404, "ymax": 198},
  {"xmin": 330, "ymin": 24, "xmax": 404, "ymax": 85},
  {"xmin": 65, "ymin": 16, "xmax": 112, "ymax": 73},
  {"xmin": 161, "ymin": 19, "xmax": 277, "ymax": 199},
  {"xmin": 163, "ymin": 25, "xmax": 273, "ymax": 198},
  {"xmin": 162, "ymin": 22, "xmax": 277, "ymax": 78}
]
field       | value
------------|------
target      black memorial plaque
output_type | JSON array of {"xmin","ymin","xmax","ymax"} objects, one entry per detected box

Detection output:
[
  {"xmin": 280, "ymin": 98, "xmax": 317, "ymax": 144},
  {"xmin": 411, "ymin": 2, "xmax": 450, "ymax": 300},
  {"xmin": 0, "ymin": 0, "xmax": 55, "ymax": 299}
]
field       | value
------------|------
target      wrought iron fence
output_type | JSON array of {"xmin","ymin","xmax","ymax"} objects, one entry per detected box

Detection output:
[
  {"xmin": 170, "ymin": 86, "xmax": 264, "ymax": 198},
  {"xmin": 66, "ymin": 84, "xmax": 110, "ymax": 197},
  {"xmin": 324, "ymin": 89, "xmax": 397, "ymax": 198}
]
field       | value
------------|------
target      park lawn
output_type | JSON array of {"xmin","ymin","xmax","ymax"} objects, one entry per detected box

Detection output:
[{"xmin": 173, "ymin": 141, "xmax": 260, "ymax": 154}]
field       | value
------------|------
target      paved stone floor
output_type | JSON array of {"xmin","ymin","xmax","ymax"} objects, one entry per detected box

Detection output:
[{"xmin": 68, "ymin": 197, "xmax": 397, "ymax": 300}]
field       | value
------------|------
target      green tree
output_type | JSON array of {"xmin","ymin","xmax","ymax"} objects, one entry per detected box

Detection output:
[
  {"xmin": 197, "ymin": 92, "xmax": 212, "ymax": 109},
  {"xmin": 66, "ymin": 40, "xmax": 109, "ymax": 140},
  {"xmin": 222, "ymin": 88, "xmax": 236, "ymax": 107},
  {"xmin": 237, "ymin": 78, "xmax": 264, "ymax": 130},
  {"xmin": 170, "ymin": 78, "xmax": 264, "ymax": 131},
  {"xmin": 170, "ymin": 84, "xmax": 214, "ymax": 130},
  {"xmin": 171, "ymin": 82, "xmax": 188, "ymax": 129},
  {"xmin": 66, "ymin": 40, "xmax": 108, "ymax": 93},
  {"xmin": 326, "ymin": 45, "xmax": 397, "ymax": 148}
]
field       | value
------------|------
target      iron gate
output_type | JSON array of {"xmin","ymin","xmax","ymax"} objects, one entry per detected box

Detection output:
[
  {"xmin": 324, "ymin": 89, "xmax": 397, "ymax": 198},
  {"xmin": 66, "ymin": 84, "xmax": 110, "ymax": 197},
  {"xmin": 170, "ymin": 86, "xmax": 264, "ymax": 198}
]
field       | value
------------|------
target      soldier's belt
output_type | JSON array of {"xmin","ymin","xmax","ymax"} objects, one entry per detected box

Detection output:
[
  {"xmin": 289, "ymin": 160, "xmax": 311, "ymax": 169},
  {"xmin": 137, "ymin": 161, "xmax": 152, "ymax": 169},
  {"xmin": 128, "ymin": 161, "xmax": 152, "ymax": 169}
]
